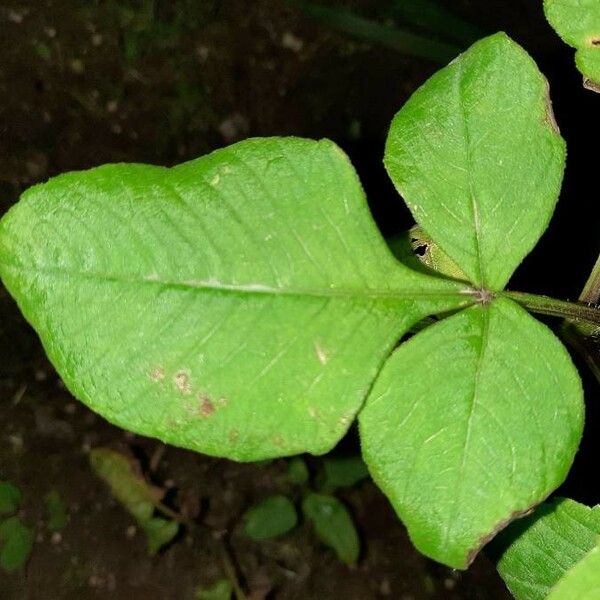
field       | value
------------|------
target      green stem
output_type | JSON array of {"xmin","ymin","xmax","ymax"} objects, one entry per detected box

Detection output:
[{"xmin": 503, "ymin": 290, "xmax": 600, "ymax": 329}]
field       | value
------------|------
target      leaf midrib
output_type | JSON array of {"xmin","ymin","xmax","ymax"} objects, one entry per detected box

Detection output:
[
  {"xmin": 0, "ymin": 262, "xmax": 472, "ymax": 303},
  {"xmin": 456, "ymin": 57, "xmax": 486, "ymax": 288}
]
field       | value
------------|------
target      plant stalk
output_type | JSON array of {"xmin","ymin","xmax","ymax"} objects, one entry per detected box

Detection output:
[{"xmin": 503, "ymin": 290, "xmax": 600, "ymax": 328}]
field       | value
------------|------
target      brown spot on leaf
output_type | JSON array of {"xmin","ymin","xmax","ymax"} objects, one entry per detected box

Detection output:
[
  {"xmin": 149, "ymin": 367, "xmax": 165, "ymax": 382},
  {"xmin": 228, "ymin": 429, "xmax": 239, "ymax": 442},
  {"xmin": 174, "ymin": 370, "xmax": 192, "ymax": 394},
  {"xmin": 272, "ymin": 435, "xmax": 284, "ymax": 447},
  {"xmin": 199, "ymin": 396, "xmax": 215, "ymax": 417}
]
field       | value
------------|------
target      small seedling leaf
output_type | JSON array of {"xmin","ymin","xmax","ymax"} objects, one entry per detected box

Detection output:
[
  {"xmin": 287, "ymin": 457, "xmax": 309, "ymax": 486},
  {"xmin": 302, "ymin": 493, "xmax": 359, "ymax": 564},
  {"xmin": 544, "ymin": 0, "xmax": 600, "ymax": 92},
  {"xmin": 0, "ymin": 138, "xmax": 468, "ymax": 462},
  {"xmin": 0, "ymin": 516, "xmax": 34, "ymax": 572},
  {"xmin": 44, "ymin": 490, "xmax": 68, "ymax": 531},
  {"xmin": 385, "ymin": 33, "xmax": 565, "ymax": 290},
  {"xmin": 89, "ymin": 447, "xmax": 179, "ymax": 554},
  {"xmin": 195, "ymin": 579, "xmax": 233, "ymax": 600},
  {"xmin": 244, "ymin": 495, "xmax": 298, "ymax": 540},
  {"xmin": 0, "ymin": 482, "xmax": 21, "ymax": 516},
  {"xmin": 359, "ymin": 298, "xmax": 583, "ymax": 568},
  {"xmin": 494, "ymin": 498, "xmax": 600, "ymax": 600},
  {"xmin": 316, "ymin": 456, "xmax": 369, "ymax": 493}
]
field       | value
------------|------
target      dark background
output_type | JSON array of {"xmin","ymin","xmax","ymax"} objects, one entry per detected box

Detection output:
[{"xmin": 0, "ymin": 1, "xmax": 598, "ymax": 598}]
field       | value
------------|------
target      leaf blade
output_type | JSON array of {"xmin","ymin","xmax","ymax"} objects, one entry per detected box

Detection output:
[
  {"xmin": 244, "ymin": 495, "xmax": 298, "ymax": 540},
  {"xmin": 384, "ymin": 33, "xmax": 565, "ymax": 290},
  {"xmin": 547, "ymin": 543, "xmax": 600, "ymax": 600},
  {"xmin": 0, "ymin": 137, "xmax": 468, "ymax": 461},
  {"xmin": 359, "ymin": 298, "xmax": 583, "ymax": 568},
  {"xmin": 494, "ymin": 498, "xmax": 600, "ymax": 600},
  {"xmin": 544, "ymin": 0, "xmax": 600, "ymax": 90},
  {"xmin": 302, "ymin": 493, "xmax": 360, "ymax": 564}
]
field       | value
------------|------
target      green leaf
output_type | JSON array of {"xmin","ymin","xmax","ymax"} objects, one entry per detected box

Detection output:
[
  {"xmin": 89, "ymin": 447, "xmax": 179, "ymax": 554},
  {"xmin": 302, "ymin": 493, "xmax": 359, "ymax": 564},
  {"xmin": 0, "ymin": 516, "xmax": 34, "ymax": 572},
  {"xmin": 494, "ymin": 499, "xmax": 600, "ymax": 600},
  {"xmin": 359, "ymin": 297, "xmax": 583, "ymax": 569},
  {"xmin": 544, "ymin": 0, "xmax": 600, "ymax": 91},
  {"xmin": 244, "ymin": 495, "xmax": 298, "ymax": 540},
  {"xmin": 287, "ymin": 457, "xmax": 310, "ymax": 486},
  {"xmin": 316, "ymin": 456, "xmax": 370, "ymax": 493},
  {"xmin": 44, "ymin": 490, "xmax": 68, "ymax": 531},
  {"xmin": 384, "ymin": 33, "xmax": 565, "ymax": 290},
  {"xmin": 547, "ymin": 543, "xmax": 600, "ymax": 600},
  {"xmin": 0, "ymin": 482, "xmax": 21, "ymax": 516},
  {"xmin": 195, "ymin": 579, "xmax": 233, "ymax": 600},
  {"xmin": 143, "ymin": 517, "xmax": 180, "ymax": 556},
  {"xmin": 0, "ymin": 137, "xmax": 467, "ymax": 461}
]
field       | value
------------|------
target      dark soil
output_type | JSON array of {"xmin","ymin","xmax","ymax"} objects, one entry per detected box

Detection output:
[{"xmin": 0, "ymin": 1, "xmax": 597, "ymax": 598}]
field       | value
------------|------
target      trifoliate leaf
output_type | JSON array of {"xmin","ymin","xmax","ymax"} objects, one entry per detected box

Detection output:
[{"xmin": 359, "ymin": 298, "xmax": 583, "ymax": 569}]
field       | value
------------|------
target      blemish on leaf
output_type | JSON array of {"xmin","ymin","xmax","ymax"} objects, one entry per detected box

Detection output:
[
  {"xmin": 228, "ymin": 429, "xmax": 239, "ymax": 443},
  {"xmin": 583, "ymin": 77, "xmax": 600, "ymax": 93},
  {"xmin": 218, "ymin": 397, "xmax": 227, "ymax": 407},
  {"xmin": 272, "ymin": 435, "xmax": 284, "ymax": 447},
  {"xmin": 210, "ymin": 174, "xmax": 220, "ymax": 186},
  {"xmin": 543, "ymin": 81, "xmax": 560, "ymax": 134},
  {"xmin": 307, "ymin": 406, "xmax": 317, "ymax": 418},
  {"xmin": 465, "ymin": 504, "xmax": 538, "ymax": 566},
  {"xmin": 173, "ymin": 370, "xmax": 192, "ymax": 394},
  {"xmin": 149, "ymin": 367, "xmax": 165, "ymax": 382},
  {"xmin": 314, "ymin": 342, "xmax": 328, "ymax": 365},
  {"xmin": 199, "ymin": 396, "xmax": 215, "ymax": 417},
  {"xmin": 144, "ymin": 272, "xmax": 160, "ymax": 281}
]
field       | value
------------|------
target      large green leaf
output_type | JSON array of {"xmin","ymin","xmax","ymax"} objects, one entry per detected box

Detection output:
[
  {"xmin": 384, "ymin": 33, "xmax": 565, "ymax": 290},
  {"xmin": 494, "ymin": 498, "xmax": 600, "ymax": 600},
  {"xmin": 359, "ymin": 297, "xmax": 583, "ymax": 568},
  {"xmin": 545, "ymin": 0, "xmax": 600, "ymax": 91},
  {"xmin": 0, "ymin": 137, "xmax": 467, "ymax": 461},
  {"xmin": 547, "ymin": 543, "xmax": 600, "ymax": 600}
]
